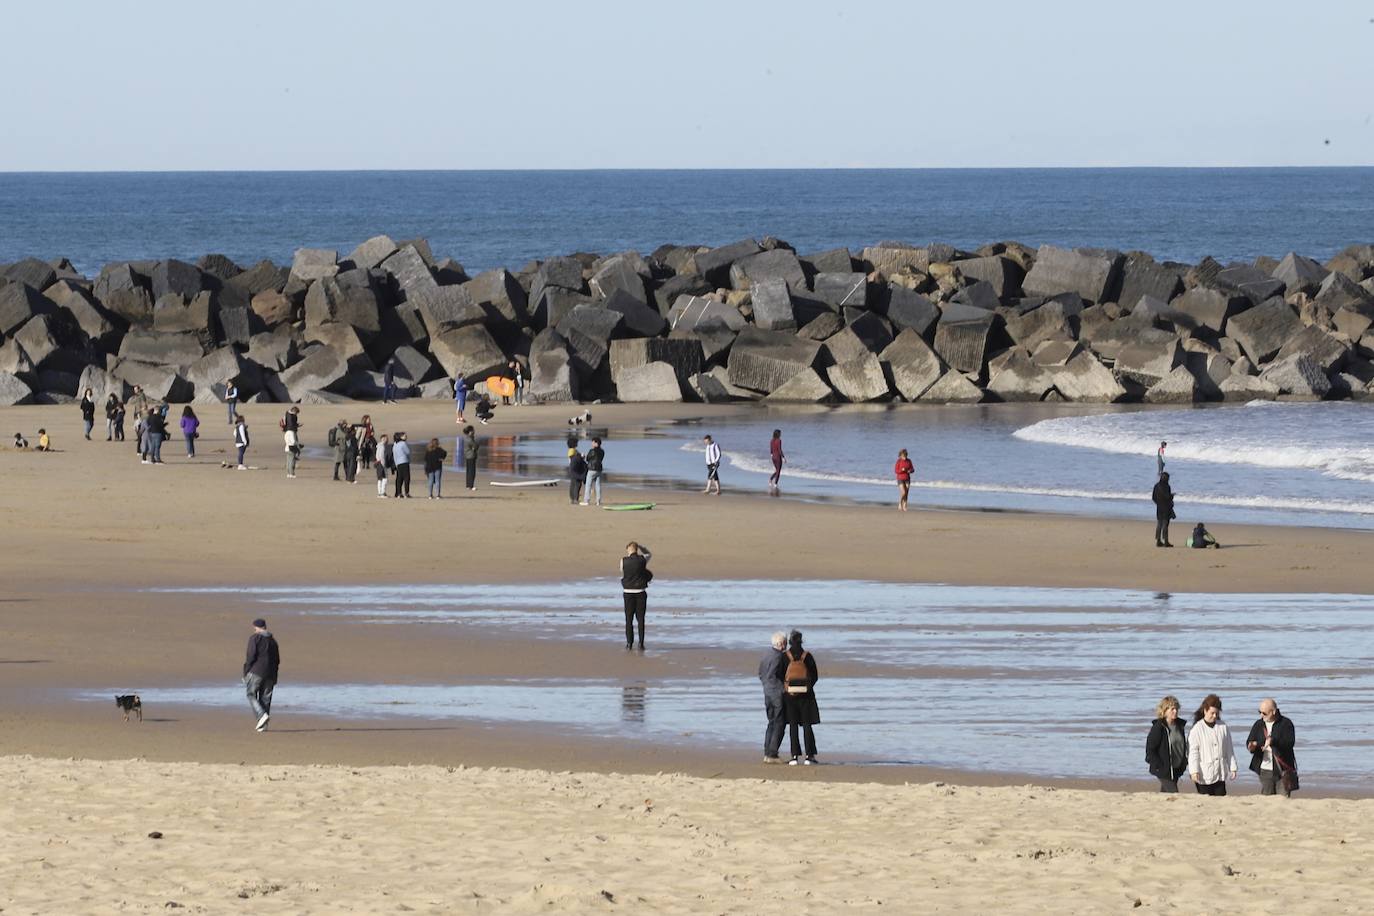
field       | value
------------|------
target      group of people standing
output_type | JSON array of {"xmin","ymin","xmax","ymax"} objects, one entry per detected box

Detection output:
[
  {"xmin": 1146, "ymin": 694, "xmax": 1298, "ymax": 796},
  {"xmin": 567, "ymin": 435, "xmax": 606, "ymax": 505},
  {"xmin": 296, "ymin": 411, "xmax": 482, "ymax": 499}
]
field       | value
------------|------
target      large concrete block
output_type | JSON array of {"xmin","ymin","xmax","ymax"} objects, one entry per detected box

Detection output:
[
  {"xmin": 932, "ymin": 306, "xmax": 995, "ymax": 375},
  {"xmin": 694, "ymin": 239, "xmax": 761, "ymax": 285},
  {"xmin": 45, "ymin": 282, "xmax": 121, "ymax": 350},
  {"xmin": 614, "ymin": 362, "xmax": 684, "ymax": 402},
  {"xmin": 0, "ymin": 282, "xmax": 50, "ymax": 336},
  {"xmin": 918, "ymin": 369, "xmax": 984, "ymax": 403},
  {"xmin": 77, "ymin": 365, "xmax": 132, "ymax": 405},
  {"xmin": 1227, "ymin": 298, "xmax": 1303, "ymax": 364},
  {"xmin": 346, "ymin": 235, "xmax": 399, "ymax": 271},
  {"xmin": 304, "ymin": 324, "xmax": 372, "ymax": 372},
  {"xmin": 290, "ymin": 248, "xmax": 339, "ymax": 284},
  {"xmin": 1144, "ymin": 365, "xmax": 1205, "ymax": 404},
  {"xmin": 1271, "ymin": 252, "xmax": 1328, "ymax": 296},
  {"xmin": 117, "ymin": 330, "xmax": 204, "ymax": 368},
  {"xmin": 250, "ymin": 289, "xmax": 294, "ymax": 327},
  {"xmin": 729, "ymin": 248, "xmax": 805, "ymax": 291},
  {"xmin": 881, "ymin": 285, "xmax": 939, "ymax": 337},
  {"xmin": 13, "ymin": 313, "xmax": 80, "ymax": 371},
  {"xmin": 1274, "ymin": 324, "xmax": 1351, "ymax": 375},
  {"xmin": 246, "ymin": 330, "xmax": 297, "ymax": 371},
  {"xmin": 3, "ymin": 258, "xmax": 57, "ymax": 291},
  {"xmin": 0, "ymin": 371, "xmax": 34, "ymax": 406},
  {"xmin": 1214, "ymin": 265, "xmax": 1285, "ymax": 305},
  {"xmin": 1165, "ymin": 287, "xmax": 1246, "ymax": 334},
  {"xmin": 1005, "ymin": 302, "xmax": 1073, "ymax": 351},
  {"xmin": 880, "ymin": 329, "xmax": 944, "ymax": 400},
  {"xmin": 604, "ymin": 288, "xmax": 666, "ymax": 338},
  {"xmin": 668, "ymin": 295, "xmax": 746, "ymax": 333},
  {"xmin": 950, "ymin": 281, "xmax": 1000, "ymax": 312},
  {"xmin": 1218, "ymin": 372, "xmax": 1280, "ymax": 401},
  {"xmin": 765, "ymin": 367, "xmax": 837, "ymax": 403},
  {"xmin": 726, "ymin": 327, "xmax": 823, "ymax": 394},
  {"xmin": 1259, "ymin": 353, "xmax": 1331, "ymax": 399},
  {"xmin": 532, "ymin": 286, "xmax": 593, "ymax": 331},
  {"xmin": 186, "ymin": 347, "xmax": 262, "ymax": 398},
  {"xmin": 821, "ymin": 326, "xmax": 870, "ymax": 365},
  {"xmin": 955, "ymin": 255, "xmax": 1023, "ymax": 299},
  {"xmin": 590, "ymin": 255, "xmax": 648, "ymax": 303},
  {"xmin": 390, "ymin": 344, "xmax": 441, "ymax": 384},
  {"xmin": 150, "ymin": 259, "xmax": 207, "ymax": 301},
  {"xmin": 304, "ymin": 270, "xmax": 383, "ymax": 335},
  {"xmin": 527, "ymin": 330, "xmax": 581, "ymax": 404},
  {"xmin": 408, "ymin": 285, "xmax": 484, "ymax": 338},
  {"xmin": 1314, "ymin": 271, "xmax": 1374, "ymax": 314},
  {"xmin": 1022, "ymin": 245, "xmax": 1123, "ymax": 304},
  {"xmin": 847, "ymin": 310, "xmax": 893, "ymax": 353},
  {"xmin": 670, "ymin": 321, "xmax": 737, "ymax": 365},
  {"xmin": 111, "ymin": 360, "xmax": 195, "ymax": 402},
  {"xmin": 1050, "ymin": 351, "xmax": 1126, "ymax": 402},
  {"xmin": 382, "ymin": 245, "xmax": 438, "ymax": 304},
  {"xmin": 750, "ymin": 278, "xmax": 795, "ymax": 331},
  {"xmin": 811, "ymin": 272, "xmax": 868, "ymax": 309},
  {"xmin": 1115, "ymin": 337, "xmax": 1182, "ymax": 386},
  {"xmin": 556, "ymin": 305, "xmax": 623, "ymax": 376},
  {"xmin": 277, "ymin": 347, "xmax": 351, "ymax": 402},
  {"xmin": 609, "ymin": 337, "xmax": 702, "ymax": 385},
  {"xmin": 152, "ymin": 291, "xmax": 212, "ymax": 334},
  {"xmin": 1116, "ymin": 255, "xmax": 1182, "ymax": 308},
  {"xmin": 217, "ymin": 305, "xmax": 253, "ymax": 348},
  {"xmin": 826, "ymin": 352, "xmax": 890, "ymax": 402},
  {"xmin": 93, "ymin": 263, "xmax": 154, "ymax": 326},
  {"xmin": 650, "ymin": 273, "xmax": 713, "ymax": 316},
  {"xmin": 225, "ymin": 260, "xmax": 287, "ymax": 299},
  {"xmin": 987, "ymin": 349, "xmax": 1054, "ymax": 401},
  {"xmin": 861, "ymin": 245, "xmax": 929, "ymax": 276},
  {"xmin": 802, "ymin": 248, "xmax": 854, "ymax": 275}
]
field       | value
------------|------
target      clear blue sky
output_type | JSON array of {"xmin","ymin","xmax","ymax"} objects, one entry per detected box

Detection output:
[{"xmin": 4, "ymin": 1, "xmax": 1372, "ymax": 170}]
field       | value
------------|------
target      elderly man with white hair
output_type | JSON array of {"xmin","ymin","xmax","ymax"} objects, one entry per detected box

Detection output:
[{"xmin": 759, "ymin": 631, "xmax": 788, "ymax": 763}]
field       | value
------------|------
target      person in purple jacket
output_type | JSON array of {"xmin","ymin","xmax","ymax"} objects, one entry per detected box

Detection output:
[{"xmin": 179, "ymin": 406, "xmax": 200, "ymax": 458}]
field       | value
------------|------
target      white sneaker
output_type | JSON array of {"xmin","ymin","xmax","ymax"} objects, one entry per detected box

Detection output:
[
  {"xmin": 237, "ymin": 465, "xmax": 246, "ymax": 470},
  {"xmin": 787, "ymin": 757, "xmax": 799, "ymax": 766},
  {"xmin": 255, "ymin": 713, "xmax": 270, "ymax": 731},
  {"xmin": 802, "ymin": 756, "xmax": 816, "ymax": 765}
]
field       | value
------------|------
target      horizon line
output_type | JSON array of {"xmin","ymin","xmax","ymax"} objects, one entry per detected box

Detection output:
[{"xmin": 2, "ymin": 164, "xmax": 1373, "ymax": 176}]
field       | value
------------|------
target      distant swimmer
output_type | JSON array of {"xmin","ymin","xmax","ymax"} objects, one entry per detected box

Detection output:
[
  {"xmin": 769, "ymin": 429, "xmax": 785, "ymax": 490},
  {"xmin": 1152, "ymin": 472, "xmax": 1175, "ymax": 548},
  {"xmin": 1188, "ymin": 522, "xmax": 1220, "ymax": 549},
  {"xmin": 1157, "ymin": 440, "xmax": 1167, "ymax": 478},
  {"xmin": 894, "ymin": 449, "xmax": 915, "ymax": 511}
]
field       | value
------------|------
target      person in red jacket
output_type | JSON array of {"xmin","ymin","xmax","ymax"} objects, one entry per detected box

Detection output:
[{"xmin": 894, "ymin": 449, "xmax": 915, "ymax": 511}]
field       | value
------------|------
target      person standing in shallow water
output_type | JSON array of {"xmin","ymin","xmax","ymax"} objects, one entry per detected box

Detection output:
[
  {"xmin": 768, "ymin": 429, "xmax": 785, "ymax": 490},
  {"xmin": 759, "ymin": 631, "xmax": 788, "ymax": 763},
  {"xmin": 1152, "ymin": 472, "xmax": 1175, "ymax": 547},
  {"xmin": 703, "ymin": 434, "xmax": 721, "ymax": 495},
  {"xmin": 620, "ymin": 542, "xmax": 652, "ymax": 650},
  {"xmin": 1145, "ymin": 695, "xmax": 1189, "ymax": 792},
  {"xmin": 894, "ymin": 449, "xmax": 915, "ymax": 511},
  {"xmin": 773, "ymin": 629, "xmax": 819, "ymax": 764},
  {"xmin": 1187, "ymin": 693, "xmax": 1237, "ymax": 796},
  {"xmin": 243, "ymin": 618, "xmax": 280, "ymax": 733}
]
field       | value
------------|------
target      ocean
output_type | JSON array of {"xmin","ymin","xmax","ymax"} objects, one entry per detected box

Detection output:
[{"xmin": 3, "ymin": 168, "xmax": 1373, "ymax": 276}]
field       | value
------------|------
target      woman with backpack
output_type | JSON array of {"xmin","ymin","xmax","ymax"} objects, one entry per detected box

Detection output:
[{"xmin": 773, "ymin": 629, "xmax": 820, "ymax": 765}]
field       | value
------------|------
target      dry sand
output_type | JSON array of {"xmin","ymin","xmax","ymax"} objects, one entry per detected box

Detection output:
[{"xmin": 2, "ymin": 400, "xmax": 1372, "ymax": 912}]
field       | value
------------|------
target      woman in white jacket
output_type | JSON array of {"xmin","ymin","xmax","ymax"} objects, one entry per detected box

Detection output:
[{"xmin": 1187, "ymin": 693, "xmax": 1238, "ymax": 796}]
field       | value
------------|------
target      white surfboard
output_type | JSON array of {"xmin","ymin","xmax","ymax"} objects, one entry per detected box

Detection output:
[{"xmin": 489, "ymin": 479, "xmax": 561, "ymax": 488}]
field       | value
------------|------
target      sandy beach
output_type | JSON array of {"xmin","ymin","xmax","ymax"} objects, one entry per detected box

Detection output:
[{"xmin": 3, "ymin": 400, "xmax": 1373, "ymax": 911}]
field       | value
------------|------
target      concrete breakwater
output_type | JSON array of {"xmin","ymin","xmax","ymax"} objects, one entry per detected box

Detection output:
[{"xmin": 1, "ymin": 236, "xmax": 1373, "ymax": 408}]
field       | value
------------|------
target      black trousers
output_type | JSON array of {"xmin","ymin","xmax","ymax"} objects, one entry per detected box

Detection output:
[
  {"xmin": 764, "ymin": 695, "xmax": 786, "ymax": 758},
  {"xmin": 623, "ymin": 591, "xmax": 646, "ymax": 647},
  {"xmin": 1155, "ymin": 517, "xmax": 1171, "ymax": 544},
  {"xmin": 570, "ymin": 477, "xmax": 584, "ymax": 504},
  {"xmin": 1158, "ymin": 777, "xmax": 1179, "ymax": 793},
  {"xmin": 465, "ymin": 458, "xmax": 477, "ymax": 489},
  {"xmin": 395, "ymin": 464, "xmax": 411, "ymax": 497},
  {"xmin": 784, "ymin": 694, "xmax": 817, "ymax": 757},
  {"xmin": 1194, "ymin": 780, "xmax": 1226, "ymax": 796}
]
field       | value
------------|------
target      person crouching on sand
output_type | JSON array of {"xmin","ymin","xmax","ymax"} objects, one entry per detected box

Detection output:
[
  {"xmin": 620, "ymin": 542, "xmax": 652, "ymax": 650},
  {"xmin": 1145, "ymin": 695, "xmax": 1189, "ymax": 792},
  {"xmin": 1187, "ymin": 693, "xmax": 1237, "ymax": 796},
  {"xmin": 894, "ymin": 449, "xmax": 915, "ymax": 511},
  {"xmin": 774, "ymin": 629, "xmax": 819, "ymax": 765}
]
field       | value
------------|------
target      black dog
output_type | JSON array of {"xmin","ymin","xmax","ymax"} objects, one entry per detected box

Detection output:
[{"xmin": 115, "ymin": 694, "xmax": 142, "ymax": 722}]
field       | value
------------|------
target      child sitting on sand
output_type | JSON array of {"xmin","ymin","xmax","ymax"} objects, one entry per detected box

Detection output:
[
  {"xmin": 13, "ymin": 432, "xmax": 28, "ymax": 449},
  {"xmin": 36, "ymin": 429, "xmax": 51, "ymax": 451},
  {"xmin": 1188, "ymin": 522, "xmax": 1220, "ymax": 549}
]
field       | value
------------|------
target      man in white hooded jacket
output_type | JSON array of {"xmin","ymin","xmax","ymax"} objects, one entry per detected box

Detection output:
[{"xmin": 1187, "ymin": 694, "xmax": 1238, "ymax": 796}]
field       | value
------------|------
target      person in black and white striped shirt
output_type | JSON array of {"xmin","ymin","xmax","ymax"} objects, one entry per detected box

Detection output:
[{"xmin": 703, "ymin": 434, "xmax": 721, "ymax": 496}]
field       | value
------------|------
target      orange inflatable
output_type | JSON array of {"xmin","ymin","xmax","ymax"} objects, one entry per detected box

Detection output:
[{"xmin": 486, "ymin": 376, "xmax": 515, "ymax": 398}]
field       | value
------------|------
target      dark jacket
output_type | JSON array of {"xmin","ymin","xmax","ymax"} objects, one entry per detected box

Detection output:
[
  {"xmin": 1246, "ymin": 714, "xmax": 1297, "ymax": 775},
  {"xmin": 284, "ymin": 411, "xmax": 299, "ymax": 432},
  {"xmin": 773, "ymin": 648, "xmax": 820, "ymax": 725},
  {"xmin": 463, "ymin": 433, "xmax": 479, "ymax": 462},
  {"xmin": 146, "ymin": 413, "xmax": 166, "ymax": 435},
  {"xmin": 1151, "ymin": 480, "xmax": 1174, "ymax": 520},
  {"xmin": 758, "ymin": 647, "xmax": 786, "ymax": 701},
  {"xmin": 569, "ymin": 452, "xmax": 587, "ymax": 479},
  {"xmin": 585, "ymin": 446, "xmax": 604, "ymax": 473},
  {"xmin": 1145, "ymin": 717, "xmax": 1189, "ymax": 781},
  {"xmin": 424, "ymin": 446, "xmax": 448, "ymax": 474},
  {"xmin": 243, "ymin": 631, "xmax": 281, "ymax": 680},
  {"xmin": 620, "ymin": 552, "xmax": 652, "ymax": 591},
  {"xmin": 81, "ymin": 397, "xmax": 96, "ymax": 421}
]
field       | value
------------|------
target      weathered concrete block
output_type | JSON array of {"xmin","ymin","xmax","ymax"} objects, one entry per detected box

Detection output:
[
  {"xmin": 1271, "ymin": 252, "xmax": 1328, "ymax": 296},
  {"xmin": 0, "ymin": 371, "xmax": 34, "ymax": 406},
  {"xmin": 1213, "ymin": 265, "xmax": 1285, "ymax": 305},
  {"xmin": 604, "ymin": 288, "xmax": 666, "ymax": 338},
  {"xmin": 670, "ymin": 321, "xmax": 737, "ymax": 366},
  {"xmin": 950, "ymin": 280, "xmax": 1000, "ymax": 312},
  {"xmin": 390, "ymin": 344, "xmax": 441, "ymax": 384},
  {"xmin": 956, "ymin": 255, "xmax": 1024, "ymax": 299},
  {"xmin": 1274, "ymin": 324, "xmax": 1351, "ymax": 374},
  {"xmin": 111, "ymin": 360, "xmax": 195, "ymax": 402},
  {"xmin": 650, "ymin": 273, "xmax": 713, "ymax": 316},
  {"xmin": 918, "ymin": 369, "xmax": 984, "ymax": 403},
  {"xmin": 1314, "ymin": 271, "xmax": 1374, "ymax": 314},
  {"xmin": 727, "ymin": 327, "xmax": 823, "ymax": 394},
  {"xmin": 861, "ymin": 245, "xmax": 929, "ymax": 276},
  {"xmin": 77, "ymin": 365, "xmax": 132, "ymax": 405},
  {"xmin": 932, "ymin": 305, "xmax": 996, "ymax": 375},
  {"xmin": 1032, "ymin": 339, "xmax": 1082, "ymax": 367},
  {"xmin": 527, "ymin": 329, "xmax": 580, "ymax": 403},
  {"xmin": 93, "ymin": 263, "xmax": 155, "ymax": 325},
  {"xmin": 881, "ymin": 285, "xmax": 940, "ymax": 337},
  {"xmin": 277, "ymin": 347, "xmax": 351, "ymax": 402},
  {"xmin": 150, "ymin": 259, "xmax": 207, "ymax": 301},
  {"xmin": 821, "ymin": 326, "xmax": 870, "ymax": 365},
  {"xmin": 987, "ymin": 349, "xmax": 1054, "ymax": 401},
  {"xmin": 118, "ymin": 330, "xmax": 204, "ymax": 368},
  {"xmin": 1115, "ymin": 337, "xmax": 1182, "ymax": 386},
  {"xmin": 409, "ymin": 285, "xmax": 484, "ymax": 337},
  {"xmin": 382, "ymin": 245, "xmax": 438, "ymax": 304},
  {"xmin": 590, "ymin": 255, "xmax": 649, "ymax": 303},
  {"xmin": 346, "ymin": 235, "xmax": 399, "ymax": 271},
  {"xmin": 1049, "ymin": 351, "xmax": 1126, "ymax": 402},
  {"xmin": 186, "ymin": 348, "xmax": 261, "ymax": 398},
  {"xmin": 531, "ymin": 286, "xmax": 593, "ymax": 331},
  {"xmin": 1022, "ymin": 245, "xmax": 1123, "ymax": 304},
  {"xmin": 217, "ymin": 305, "xmax": 253, "ymax": 348},
  {"xmin": 1218, "ymin": 372, "xmax": 1280, "ymax": 401},
  {"xmin": 796, "ymin": 311, "xmax": 844, "ymax": 341},
  {"xmin": 880, "ymin": 329, "xmax": 944, "ymax": 400},
  {"xmin": 668, "ymin": 295, "xmax": 746, "ymax": 333},
  {"xmin": 4, "ymin": 258, "xmax": 57, "ymax": 291},
  {"xmin": 45, "ymin": 282, "xmax": 121, "ymax": 350},
  {"xmin": 750, "ymin": 278, "xmax": 796, "ymax": 331},
  {"xmin": 695, "ymin": 239, "xmax": 762, "ymax": 284},
  {"xmin": 556, "ymin": 305, "xmax": 623, "ymax": 376},
  {"xmin": 729, "ymin": 248, "xmax": 806, "ymax": 291},
  {"xmin": 290, "ymin": 248, "xmax": 339, "ymax": 284},
  {"xmin": 1117, "ymin": 255, "xmax": 1182, "ymax": 308},
  {"xmin": 614, "ymin": 361, "xmax": 684, "ymax": 402},
  {"xmin": 151, "ymin": 291, "xmax": 212, "ymax": 334},
  {"xmin": 802, "ymin": 248, "xmax": 854, "ymax": 275},
  {"xmin": 765, "ymin": 367, "xmax": 837, "ymax": 403},
  {"xmin": 811, "ymin": 272, "xmax": 868, "ymax": 309},
  {"xmin": 0, "ymin": 339, "xmax": 33, "ymax": 376},
  {"xmin": 1005, "ymin": 301, "xmax": 1073, "ymax": 351},
  {"xmin": 1333, "ymin": 307, "xmax": 1374, "ymax": 342},
  {"xmin": 1227, "ymin": 298, "xmax": 1303, "ymax": 364},
  {"xmin": 250, "ymin": 289, "xmax": 294, "ymax": 327},
  {"xmin": 826, "ymin": 352, "xmax": 890, "ymax": 402},
  {"xmin": 0, "ymin": 283, "xmax": 50, "ymax": 336},
  {"xmin": 609, "ymin": 337, "xmax": 702, "ymax": 385},
  {"xmin": 1144, "ymin": 365, "xmax": 1204, "ymax": 404},
  {"xmin": 847, "ymin": 310, "xmax": 893, "ymax": 353},
  {"xmin": 197, "ymin": 253, "xmax": 243, "ymax": 282},
  {"xmin": 246, "ymin": 330, "xmax": 297, "ymax": 371},
  {"xmin": 305, "ymin": 270, "xmax": 384, "ymax": 335},
  {"xmin": 226, "ymin": 260, "xmax": 286, "ymax": 300},
  {"xmin": 1259, "ymin": 353, "xmax": 1331, "ymax": 398},
  {"xmin": 304, "ymin": 323, "xmax": 372, "ymax": 371}
]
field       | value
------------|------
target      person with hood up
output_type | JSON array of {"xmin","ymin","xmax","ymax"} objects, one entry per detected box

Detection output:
[
  {"xmin": 1152, "ymin": 471, "xmax": 1175, "ymax": 547},
  {"xmin": 1187, "ymin": 693, "xmax": 1237, "ymax": 796},
  {"xmin": 1145, "ymin": 694, "xmax": 1189, "ymax": 792}
]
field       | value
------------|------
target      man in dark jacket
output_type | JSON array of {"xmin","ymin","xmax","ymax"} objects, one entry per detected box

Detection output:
[
  {"xmin": 382, "ymin": 359, "xmax": 397, "ymax": 403},
  {"xmin": 1152, "ymin": 472, "xmax": 1175, "ymax": 547},
  {"xmin": 243, "ymin": 618, "xmax": 281, "ymax": 732},
  {"xmin": 620, "ymin": 542, "xmax": 652, "ymax": 650},
  {"xmin": 1246, "ymin": 698, "xmax": 1297, "ymax": 796},
  {"xmin": 758, "ymin": 631, "xmax": 788, "ymax": 763}
]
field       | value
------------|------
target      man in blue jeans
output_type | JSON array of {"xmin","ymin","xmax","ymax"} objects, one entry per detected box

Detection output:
[
  {"xmin": 243, "ymin": 618, "xmax": 281, "ymax": 732},
  {"xmin": 758, "ymin": 631, "xmax": 787, "ymax": 763}
]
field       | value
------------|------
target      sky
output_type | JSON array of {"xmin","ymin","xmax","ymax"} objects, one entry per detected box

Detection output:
[{"xmin": 3, "ymin": 1, "xmax": 1372, "ymax": 170}]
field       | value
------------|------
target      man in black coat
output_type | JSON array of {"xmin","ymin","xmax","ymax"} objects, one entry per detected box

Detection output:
[
  {"xmin": 1246, "ymin": 698, "xmax": 1297, "ymax": 796},
  {"xmin": 243, "ymin": 618, "xmax": 281, "ymax": 732},
  {"xmin": 1152, "ymin": 472, "xmax": 1175, "ymax": 547},
  {"xmin": 758, "ymin": 632, "xmax": 788, "ymax": 763}
]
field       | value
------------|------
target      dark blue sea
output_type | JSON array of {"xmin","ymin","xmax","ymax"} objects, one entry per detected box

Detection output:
[{"xmin": 2, "ymin": 168, "xmax": 1372, "ymax": 277}]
